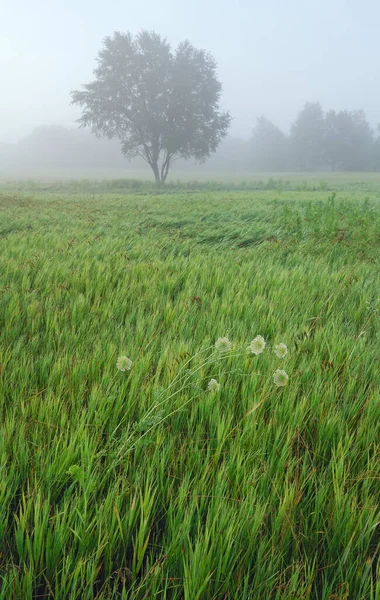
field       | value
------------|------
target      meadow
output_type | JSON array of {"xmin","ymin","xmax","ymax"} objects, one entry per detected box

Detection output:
[{"xmin": 0, "ymin": 180, "xmax": 379, "ymax": 599}]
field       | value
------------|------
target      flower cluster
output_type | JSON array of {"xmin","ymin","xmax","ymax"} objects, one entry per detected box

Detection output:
[
  {"xmin": 208, "ymin": 378, "xmax": 221, "ymax": 392},
  {"xmin": 249, "ymin": 335, "xmax": 266, "ymax": 355},
  {"xmin": 273, "ymin": 369, "xmax": 289, "ymax": 387},
  {"xmin": 274, "ymin": 343, "xmax": 288, "ymax": 358},
  {"xmin": 215, "ymin": 337, "xmax": 232, "ymax": 353},
  {"xmin": 116, "ymin": 356, "xmax": 133, "ymax": 372},
  {"xmin": 208, "ymin": 336, "xmax": 289, "ymax": 390},
  {"xmin": 117, "ymin": 335, "xmax": 290, "ymax": 392}
]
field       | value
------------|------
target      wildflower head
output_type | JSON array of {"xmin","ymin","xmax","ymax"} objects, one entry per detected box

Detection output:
[
  {"xmin": 273, "ymin": 369, "xmax": 289, "ymax": 387},
  {"xmin": 249, "ymin": 335, "xmax": 266, "ymax": 355},
  {"xmin": 208, "ymin": 378, "xmax": 221, "ymax": 392},
  {"xmin": 117, "ymin": 356, "xmax": 133, "ymax": 372},
  {"xmin": 274, "ymin": 343, "xmax": 288, "ymax": 358},
  {"xmin": 215, "ymin": 337, "xmax": 232, "ymax": 353}
]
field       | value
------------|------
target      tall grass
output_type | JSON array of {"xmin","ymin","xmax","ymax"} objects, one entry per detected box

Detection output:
[{"xmin": 0, "ymin": 188, "xmax": 379, "ymax": 598}]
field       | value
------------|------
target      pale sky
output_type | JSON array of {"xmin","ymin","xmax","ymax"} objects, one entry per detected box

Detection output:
[{"xmin": 1, "ymin": 0, "xmax": 380, "ymax": 143}]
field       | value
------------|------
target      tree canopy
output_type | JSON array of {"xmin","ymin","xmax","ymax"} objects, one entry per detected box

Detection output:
[
  {"xmin": 324, "ymin": 109, "xmax": 373, "ymax": 171},
  {"xmin": 290, "ymin": 102, "xmax": 326, "ymax": 171},
  {"xmin": 249, "ymin": 103, "xmax": 377, "ymax": 173},
  {"xmin": 71, "ymin": 31, "xmax": 231, "ymax": 184},
  {"xmin": 251, "ymin": 116, "xmax": 288, "ymax": 171}
]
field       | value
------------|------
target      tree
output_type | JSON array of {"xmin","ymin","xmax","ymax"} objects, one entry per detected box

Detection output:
[
  {"xmin": 251, "ymin": 116, "xmax": 288, "ymax": 171},
  {"xmin": 324, "ymin": 110, "xmax": 347, "ymax": 171},
  {"xmin": 16, "ymin": 125, "xmax": 127, "ymax": 169},
  {"xmin": 372, "ymin": 125, "xmax": 380, "ymax": 172},
  {"xmin": 71, "ymin": 31, "xmax": 231, "ymax": 185},
  {"xmin": 290, "ymin": 102, "xmax": 325, "ymax": 170},
  {"xmin": 324, "ymin": 109, "xmax": 373, "ymax": 171}
]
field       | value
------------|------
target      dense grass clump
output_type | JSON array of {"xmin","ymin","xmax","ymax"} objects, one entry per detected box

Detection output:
[{"xmin": 0, "ymin": 186, "xmax": 379, "ymax": 599}]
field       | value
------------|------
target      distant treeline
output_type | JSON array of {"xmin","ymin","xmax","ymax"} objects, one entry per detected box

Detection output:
[
  {"xmin": 0, "ymin": 127, "xmax": 251, "ymax": 174},
  {"xmin": 2, "ymin": 102, "xmax": 380, "ymax": 173},
  {"xmin": 251, "ymin": 102, "xmax": 380, "ymax": 172}
]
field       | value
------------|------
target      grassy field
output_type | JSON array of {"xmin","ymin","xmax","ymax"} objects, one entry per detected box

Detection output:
[
  {"xmin": 0, "ymin": 182, "xmax": 379, "ymax": 598},
  {"xmin": 3, "ymin": 171, "xmax": 380, "ymax": 198},
  {"xmin": 2, "ymin": 168, "xmax": 380, "ymax": 188}
]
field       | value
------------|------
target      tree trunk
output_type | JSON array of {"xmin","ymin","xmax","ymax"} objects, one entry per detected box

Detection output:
[
  {"xmin": 150, "ymin": 160, "xmax": 162, "ymax": 187},
  {"xmin": 150, "ymin": 157, "xmax": 171, "ymax": 187}
]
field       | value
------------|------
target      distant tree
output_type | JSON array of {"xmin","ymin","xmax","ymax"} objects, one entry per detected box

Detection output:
[
  {"xmin": 71, "ymin": 31, "xmax": 231, "ymax": 185},
  {"xmin": 251, "ymin": 116, "xmax": 288, "ymax": 171},
  {"xmin": 180, "ymin": 136, "xmax": 251, "ymax": 173},
  {"xmin": 18, "ymin": 125, "xmax": 77, "ymax": 166},
  {"xmin": 324, "ymin": 110, "xmax": 347, "ymax": 171},
  {"xmin": 0, "ymin": 142, "xmax": 16, "ymax": 168},
  {"xmin": 15, "ymin": 125, "xmax": 127, "ymax": 169},
  {"xmin": 324, "ymin": 110, "xmax": 373, "ymax": 171},
  {"xmin": 372, "ymin": 125, "xmax": 380, "ymax": 171},
  {"xmin": 290, "ymin": 102, "xmax": 325, "ymax": 170}
]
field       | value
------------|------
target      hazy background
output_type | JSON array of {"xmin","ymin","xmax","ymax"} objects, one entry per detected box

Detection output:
[
  {"xmin": 1, "ymin": 0, "xmax": 380, "ymax": 177},
  {"xmin": 2, "ymin": 0, "xmax": 380, "ymax": 141}
]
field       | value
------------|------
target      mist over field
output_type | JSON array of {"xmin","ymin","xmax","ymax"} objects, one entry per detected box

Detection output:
[{"xmin": 2, "ymin": 0, "xmax": 380, "ymax": 179}]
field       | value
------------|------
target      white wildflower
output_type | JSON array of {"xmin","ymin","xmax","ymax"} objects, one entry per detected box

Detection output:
[
  {"xmin": 274, "ymin": 343, "xmax": 288, "ymax": 358},
  {"xmin": 215, "ymin": 337, "xmax": 232, "ymax": 352},
  {"xmin": 208, "ymin": 378, "xmax": 221, "ymax": 392},
  {"xmin": 117, "ymin": 356, "xmax": 133, "ymax": 372},
  {"xmin": 273, "ymin": 369, "xmax": 289, "ymax": 387},
  {"xmin": 249, "ymin": 335, "xmax": 266, "ymax": 355}
]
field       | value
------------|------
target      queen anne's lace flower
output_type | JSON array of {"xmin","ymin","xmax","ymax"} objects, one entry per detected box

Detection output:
[
  {"xmin": 117, "ymin": 356, "xmax": 133, "ymax": 372},
  {"xmin": 249, "ymin": 335, "xmax": 266, "ymax": 355},
  {"xmin": 273, "ymin": 369, "xmax": 289, "ymax": 387},
  {"xmin": 208, "ymin": 378, "xmax": 221, "ymax": 392},
  {"xmin": 215, "ymin": 337, "xmax": 232, "ymax": 352},
  {"xmin": 275, "ymin": 343, "xmax": 288, "ymax": 358}
]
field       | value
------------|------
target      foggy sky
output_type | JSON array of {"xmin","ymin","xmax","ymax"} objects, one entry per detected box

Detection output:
[{"xmin": 1, "ymin": 0, "xmax": 380, "ymax": 143}]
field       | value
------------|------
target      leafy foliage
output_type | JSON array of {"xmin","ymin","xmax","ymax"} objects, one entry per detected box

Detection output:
[
  {"xmin": 251, "ymin": 116, "xmax": 288, "ymax": 171},
  {"xmin": 250, "ymin": 103, "xmax": 378, "ymax": 173},
  {"xmin": 290, "ymin": 102, "xmax": 326, "ymax": 170},
  {"xmin": 324, "ymin": 109, "xmax": 373, "ymax": 170},
  {"xmin": 71, "ymin": 31, "xmax": 231, "ymax": 184}
]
